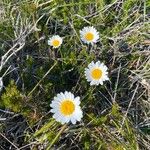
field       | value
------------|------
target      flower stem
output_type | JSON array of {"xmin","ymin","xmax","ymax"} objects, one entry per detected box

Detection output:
[
  {"xmin": 27, "ymin": 61, "xmax": 57, "ymax": 97},
  {"xmin": 46, "ymin": 124, "xmax": 67, "ymax": 150}
]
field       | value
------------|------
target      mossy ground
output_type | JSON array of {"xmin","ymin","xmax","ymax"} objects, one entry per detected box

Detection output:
[{"xmin": 0, "ymin": 0, "xmax": 150, "ymax": 149}]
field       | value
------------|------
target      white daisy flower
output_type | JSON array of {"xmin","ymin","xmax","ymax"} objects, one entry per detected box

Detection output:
[
  {"xmin": 80, "ymin": 26, "xmax": 99, "ymax": 44},
  {"xmin": 85, "ymin": 61, "xmax": 109, "ymax": 86},
  {"xmin": 50, "ymin": 91, "xmax": 83, "ymax": 125},
  {"xmin": 48, "ymin": 35, "xmax": 63, "ymax": 48}
]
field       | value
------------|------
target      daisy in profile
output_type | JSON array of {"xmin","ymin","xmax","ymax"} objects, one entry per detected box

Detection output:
[
  {"xmin": 85, "ymin": 61, "xmax": 109, "ymax": 86},
  {"xmin": 48, "ymin": 35, "xmax": 63, "ymax": 48},
  {"xmin": 80, "ymin": 26, "xmax": 99, "ymax": 44},
  {"xmin": 50, "ymin": 91, "xmax": 83, "ymax": 124}
]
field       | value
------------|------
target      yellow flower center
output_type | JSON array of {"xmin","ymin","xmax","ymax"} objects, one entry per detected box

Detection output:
[
  {"xmin": 60, "ymin": 100, "xmax": 75, "ymax": 116},
  {"xmin": 52, "ymin": 40, "xmax": 60, "ymax": 47},
  {"xmin": 85, "ymin": 32, "xmax": 94, "ymax": 41},
  {"xmin": 91, "ymin": 68, "xmax": 102, "ymax": 79}
]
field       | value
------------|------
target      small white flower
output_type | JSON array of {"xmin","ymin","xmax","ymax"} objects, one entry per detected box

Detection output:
[
  {"xmin": 50, "ymin": 91, "xmax": 83, "ymax": 124},
  {"xmin": 85, "ymin": 61, "xmax": 109, "ymax": 86},
  {"xmin": 80, "ymin": 26, "xmax": 99, "ymax": 44},
  {"xmin": 48, "ymin": 35, "xmax": 63, "ymax": 48}
]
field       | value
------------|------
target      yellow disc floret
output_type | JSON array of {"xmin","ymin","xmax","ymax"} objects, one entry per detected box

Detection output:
[
  {"xmin": 91, "ymin": 68, "xmax": 102, "ymax": 79},
  {"xmin": 85, "ymin": 32, "xmax": 94, "ymax": 41},
  {"xmin": 60, "ymin": 100, "xmax": 75, "ymax": 116},
  {"xmin": 52, "ymin": 40, "xmax": 60, "ymax": 47}
]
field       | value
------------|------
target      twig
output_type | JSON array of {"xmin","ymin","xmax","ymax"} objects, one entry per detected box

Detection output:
[
  {"xmin": 37, "ymin": 0, "xmax": 54, "ymax": 8},
  {"xmin": 0, "ymin": 118, "xmax": 6, "ymax": 121},
  {"xmin": 143, "ymin": 0, "xmax": 146, "ymax": 22},
  {"xmin": 18, "ymin": 141, "xmax": 37, "ymax": 150},
  {"xmin": 0, "ymin": 108, "xmax": 14, "ymax": 114},
  {"xmin": 0, "ymin": 133, "xmax": 19, "ymax": 150},
  {"xmin": 120, "ymin": 83, "xmax": 139, "ymax": 128},
  {"xmin": 113, "ymin": 63, "xmax": 121, "ymax": 103}
]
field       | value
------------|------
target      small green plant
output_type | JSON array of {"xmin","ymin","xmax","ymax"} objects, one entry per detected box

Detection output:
[
  {"xmin": 1, "ymin": 80, "xmax": 41, "ymax": 124},
  {"xmin": 1, "ymin": 80, "xmax": 23, "ymax": 112}
]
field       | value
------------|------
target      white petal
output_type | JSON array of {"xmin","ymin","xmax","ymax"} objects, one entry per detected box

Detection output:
[
  {"xmin": 50, "ymin": 101, "xmax": 60, "ymax": 108},
  {"xmin": 71, "ymin": 117, "xmax": 77, "ymax": 124},
  {"xmin": 61, "ymin": 92, "xmax": 66, "ymax": 99},
  {"xmin": 68, "ymin": 92, "xmax": 74, "ymax": 100},
  {"xmin": 74, "ymin": 108, "xmax": 83, "ymax": 121},
  {"xmin": 74, "ymin": 97, "xmax": 80, "ymax": 105},
  {"xmin": 99, "ymin": 80, "xmax": 103, "ymax": 85}
]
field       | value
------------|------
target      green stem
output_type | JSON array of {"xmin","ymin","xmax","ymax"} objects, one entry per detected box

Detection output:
[
  {"xmin": 27, "ymin": 61, "xmax": 57, "ymax": 97},
  {"xmin": 46, "ymin": 124, "xmax": 67, "ymax": 150}
]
